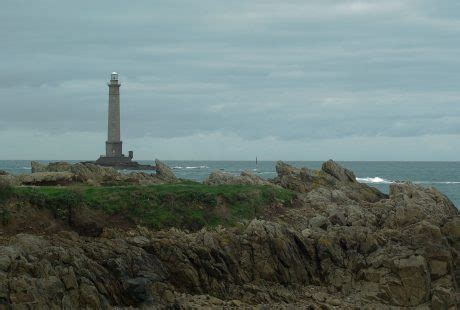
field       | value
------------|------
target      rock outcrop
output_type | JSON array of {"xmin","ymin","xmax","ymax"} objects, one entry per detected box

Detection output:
[
  {"xmin": 70, "ymin": 163, "xmax": 121, "ymax": 185},
  {"xmin": 273, "ymin": 160, "xmax": 387, "ymax": 203},
  {"xmin": 30, "ymin": 161, "xmax": 46, "ymax": 173},
  {"xmin": 203, "ymin": 170, "xmax": 273, "ymax": 186},
  {"xmin": 0, "ymin": 175, "xmax": 20, "ymax": 187},
  {"xmin": 18, "ymin": 172, "xmax": 75, "ymax": 186},
  {"xmin": 321, "ymin": 159, "xmax": 357, "ymax": 183},
  {"xmin": 154, "ymin": 159, "xmax": 177, "ymax": 182},
  {"xmin": 0, "ymin": 160, "xmax": 458, "ymax": 308},
  {"xmin": 19, "ymin": 160, "xmax": 179, "ymax": 186}
]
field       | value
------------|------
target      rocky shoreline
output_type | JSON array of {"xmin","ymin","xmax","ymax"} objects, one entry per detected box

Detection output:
[{"xmin": 0, "ymin": 160, "xmax": 459, "ymax": 308}]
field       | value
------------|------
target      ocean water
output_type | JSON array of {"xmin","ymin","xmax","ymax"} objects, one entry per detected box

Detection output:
[{"xmin": 1, "ymin": 160, "xmax": 459, "ymax": 208}]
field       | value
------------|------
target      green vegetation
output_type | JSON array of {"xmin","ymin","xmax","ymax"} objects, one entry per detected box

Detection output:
[
  {"xmin": 0, "ymin": 180, "xmax": 13, "ymax": 204},
  {"xmin": 11, "ymin": 184, "xmax": 294, "ymax": 230}
]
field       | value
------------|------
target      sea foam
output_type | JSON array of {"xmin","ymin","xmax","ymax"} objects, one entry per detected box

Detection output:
[{"xmin": 356, "ymin": 177, "xmax": 394, "ymax": 184}]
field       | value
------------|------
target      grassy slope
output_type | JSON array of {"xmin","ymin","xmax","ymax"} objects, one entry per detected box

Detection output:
[{"xmin": 6, "ymin": 184, "xmax": 294, "ymax": 230}]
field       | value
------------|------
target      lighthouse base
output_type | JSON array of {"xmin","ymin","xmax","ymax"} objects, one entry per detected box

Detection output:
[{"xmin": 92, "ymin": 155, "xmax": 156, "ymax": 171}]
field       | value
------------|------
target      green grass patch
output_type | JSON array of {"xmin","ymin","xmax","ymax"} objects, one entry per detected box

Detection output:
[{"xmin": 12, "ymin": 184, "xmax": 294, "ymax": 230}]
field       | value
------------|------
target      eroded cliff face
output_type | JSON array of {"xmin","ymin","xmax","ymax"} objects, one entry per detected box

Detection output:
[{"xmin": 0, "ymin": 161, "xmax": 459, "ymax": 309}]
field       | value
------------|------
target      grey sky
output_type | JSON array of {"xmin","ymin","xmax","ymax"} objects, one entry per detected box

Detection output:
[{"xmin": 1, "ymin": 0, "xmax": 459, "ymax": 160}]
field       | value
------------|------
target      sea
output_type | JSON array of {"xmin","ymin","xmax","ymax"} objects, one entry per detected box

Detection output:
[{"xmin": 1, "ymin": 160, "xmax": 459, "ymax": 208}]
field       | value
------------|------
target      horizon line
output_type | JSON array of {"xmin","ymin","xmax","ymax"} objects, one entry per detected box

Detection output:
[{"xmin": 1, "ymin": 159, "xmax": 459, "ymax": 163}]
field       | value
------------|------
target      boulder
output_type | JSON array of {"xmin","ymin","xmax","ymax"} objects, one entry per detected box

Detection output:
[
  {"xmin": 155, "ymin": 159, "xmax": 177, "ymax": 182},
  {"xmin": 0, "ymin": 170, "xmax": 8, "ymax": 176}
]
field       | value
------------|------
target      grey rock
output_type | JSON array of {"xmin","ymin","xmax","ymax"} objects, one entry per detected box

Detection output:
[
  {"xmin": 1, "ymin": 159, "xmax": 458, "ymax": 309},
  {"xmin": 71, "ymin": 162, "xmax": 120, "ymax": 185},
  {"xmin": 274, "ymin": 160, "xmax": 386, "ymax": 203},
  {"xmin": 309, "ymin": 215, "xmax": 329, "ymax": 230},
  {"xmin": 0, "ymin": 174, "xmax": 20, "ymax": 186},
  {"xmin": 321, "ymin": 159, "xmax": 357, "ymax": 183},
  {"xmin": 385, "ymin": 182, "xmax": 457, "ymax": 227},
  {"xmin": 18, "ymin": 171, "xmax": 75, "ymax": 186},
  {"xmin": 31, "ymin": 161, "xmax": 46, "ymax": 173},
  {"xmin": 31, "ymin": 161, "xmax": 72, "ymax": 173},
  {"xmin": 155, "ymin": 159, "xmax": 177, "ymax": 182}
]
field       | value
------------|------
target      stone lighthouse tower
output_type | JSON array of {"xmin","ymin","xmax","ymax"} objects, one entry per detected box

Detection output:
[
  {"xmin": 94, "ymin": 72, "xmax": 155, "ymax": 170},
  {"xmin": 106, "ymin": 72, "xmax": 122, "ymax": 157}
]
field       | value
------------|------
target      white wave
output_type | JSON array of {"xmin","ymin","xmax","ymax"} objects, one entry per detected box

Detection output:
[
  {"xmin": 173, "ymin": 166, "xmax": 210, "ymax": 169},
  {"xmin": 414, "ymin": 181, "xmax": 460, "ymax": 185},
  {"xmin": 357, "ymin": 177, "xmax": 394, "ymax": 184},
  {"xmin": 357, "ymin": 178, "xmax": 460, "ymax": 185}
]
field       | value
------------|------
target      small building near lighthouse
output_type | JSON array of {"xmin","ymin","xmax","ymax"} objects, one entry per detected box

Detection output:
[{"xmin": 93, "ymin": 72, "xmax": 155, "ymax": 170}]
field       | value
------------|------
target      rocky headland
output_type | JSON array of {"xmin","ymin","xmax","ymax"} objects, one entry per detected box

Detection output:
[{"xmin": 0, "ymin": 160, "xmax": 458, "ymax": 308}]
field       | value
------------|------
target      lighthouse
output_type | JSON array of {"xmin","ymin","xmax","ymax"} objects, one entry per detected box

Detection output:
[
  {"xmin": 93, "ymin": 72, "xmax": 155, "ymax": 170},
  {"xmin": 106, "ymin": 72, "xmax": 122, "ymax": 157}
]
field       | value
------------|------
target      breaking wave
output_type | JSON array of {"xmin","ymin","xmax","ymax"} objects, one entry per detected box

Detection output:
[
  {"xmin": 0, "ymin": 167, "xmax": 30, "ymax": 170},
  {"xmin": 172, "ymin": 166, "xmax": 210, "ymax": 170},
  {"xmin": 356, "ymin": 177, "xmax": 394, "ymax": 184},
  {"xmin": 357, "ymin": 177, "xmax": 460, "ymax": 185},
  {"xmin": 414, "ymin": 181, "xmax": 460, "ymax": 185}
]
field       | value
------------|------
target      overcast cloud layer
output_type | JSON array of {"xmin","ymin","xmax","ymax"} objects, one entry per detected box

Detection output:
[{"xmin": 1, "ymin": 0, "xmax": 459, "ymax": 160}]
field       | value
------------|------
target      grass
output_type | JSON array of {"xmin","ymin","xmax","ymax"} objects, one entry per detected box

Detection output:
[{"xmin": 10, "ymin": 184, "xmax": 294, "ymax": 230}]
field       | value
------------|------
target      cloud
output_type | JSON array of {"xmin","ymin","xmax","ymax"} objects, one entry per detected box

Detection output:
[{"xmin": 0, "ymin": 0, "xmax": 459, "ymax": 159}]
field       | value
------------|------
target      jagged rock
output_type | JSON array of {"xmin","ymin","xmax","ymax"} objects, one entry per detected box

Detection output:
[
  {"xmin": 384, "ymin": 182, "xmax": 457, "ymax": 227},
  {"xmin": 275, "ymin": 161, "xmax": 298, "ymax": 176},
  {"xmin": 71, "ymin": 162, "xmax": 121, "ymax": 185},
  {"xmin": 155, "ymin": 159, "xmax": 177, "ymax": 182},
  {"xmin": 45, "ymin": 161, "xmax": 72, "ymax": 172},
  {"xmin": 19, "ymin": 161, "xmax": 173, "ymax": 186},
  {"xmin": 391, "ymin": 255, "xmax": 431, "ymax": 306},
  {"xmin": 0, "ymin": 170, "xmax": 8, "ymax": 176},
  {"xmin": 18, "ymin": 172, "xmax": 75, "ymax": 186},
  {"xmin": 274, "ymin": 161, "xmax": 386, "ymax": 203},
  {"xmin": 442, "ymin": 217, "xmax": 460, "ymax": 242},
  {"xmin": 203, "ymin": 170, "xmax": 272, "ymax": 186},
  {"xmin": 321, "ymin": 159, "xmax": 357, "ymax": 183},
  {"xmin": 31, "ymin": 161, "xmax": 71, "ymax": 173},
  {"xmin": 0, "ymin": 159, "xmax": 459, "ymax": 308}
]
